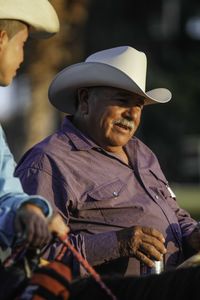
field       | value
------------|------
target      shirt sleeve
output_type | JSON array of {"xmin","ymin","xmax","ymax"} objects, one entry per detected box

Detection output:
[
  {"xmin": 0, "ymin": 126, "xmax": 52, "ymax": 246},
  {"xmin": 164, "ymin": 185, "xmax": 197, "ymax": 237},
  {"xmin": 42, "ymin": 230, "xmax": 120, "ymax": 276},
  {"xmin": 15, "ymin": 158, "xmax": 121, "ymax": 273},
  {"xmin": 144, "ymin": 144, "xmax": 197, "ymax": 238},
  {"xmin": 83, "ymin": 231, "xmax": 120, "ymax": 266}
]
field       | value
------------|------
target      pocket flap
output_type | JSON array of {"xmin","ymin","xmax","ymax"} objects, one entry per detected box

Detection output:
[{"xmin": 88, "ymin": 179, "xmax": 125, "ymax": 201}]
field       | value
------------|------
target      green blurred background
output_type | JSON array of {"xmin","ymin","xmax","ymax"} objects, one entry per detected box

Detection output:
[{"xmin": 173, "ymin": 184, "xmax": 200, "ymax": 220}]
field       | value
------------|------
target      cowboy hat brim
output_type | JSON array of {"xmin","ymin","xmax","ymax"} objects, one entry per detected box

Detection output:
[
  {"xmin": 0, "ymin": 0, "xmax": 59, "ymax": 38},
  {"xmin": 49, "ymin": 62, "xmax": 172, "ymax": 114}
]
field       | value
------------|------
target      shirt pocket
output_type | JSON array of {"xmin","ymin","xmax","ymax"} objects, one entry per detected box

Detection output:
[
  {"xmin": 85, "ymin": 178, "xmax": 144, "ymax": 225},
  {"xmin": 87, "ymin": 178, "xmax": 126, "ymax": 208},
  {"xmin": 148, "ymin": 169, "xmax": 172, "ymax": 200}
]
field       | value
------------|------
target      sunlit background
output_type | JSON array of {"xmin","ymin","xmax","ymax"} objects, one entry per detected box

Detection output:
[{"xmin": 1, "ymin": 0, "xmax": 200, "ymax": 217}]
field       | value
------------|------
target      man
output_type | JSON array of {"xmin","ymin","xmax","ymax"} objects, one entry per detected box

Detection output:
[
  {"xmin": 0, "ymin": 0, "xmax": 67, "ymax": 254},
  {"xmin": 15, "ymin": 46, "xmax": 200, "ymax": 277}
]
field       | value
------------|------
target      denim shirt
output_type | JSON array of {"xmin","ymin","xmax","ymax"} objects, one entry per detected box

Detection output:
[
  {"xmin": 15, "ymin": 117, "xmax": 197, "ymax": 276},
  {"xmin": 0, "ymin": 125, "xmax": 52, "ymax": 248}
]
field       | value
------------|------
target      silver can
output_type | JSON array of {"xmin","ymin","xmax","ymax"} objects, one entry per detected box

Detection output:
[{"xmin": 140, "ymin": 259, "xmax": 164, "ymax": 276}]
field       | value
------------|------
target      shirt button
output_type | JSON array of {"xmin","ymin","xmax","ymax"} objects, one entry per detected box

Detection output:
[{"xmin": 113, "ymin": 191, "xmax": 118, "ymax": 197}]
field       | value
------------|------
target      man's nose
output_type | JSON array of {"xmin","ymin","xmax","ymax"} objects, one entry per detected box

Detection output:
[{"xmin": 123, "ymin": 106, "xmax": 138, "ymax": 120}]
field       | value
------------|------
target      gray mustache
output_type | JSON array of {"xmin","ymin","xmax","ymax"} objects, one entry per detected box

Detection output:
[{"xmin": 113, "ymin": 119, "xmax": 134, "ymax": 129}]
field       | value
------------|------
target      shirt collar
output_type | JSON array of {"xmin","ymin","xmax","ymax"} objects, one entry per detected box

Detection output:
[{"xmin": 61, "ymin": 116, "xmax": 98, "ymax": 151}]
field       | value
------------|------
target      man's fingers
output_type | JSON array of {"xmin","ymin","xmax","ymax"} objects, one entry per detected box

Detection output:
[
  {"xmin": 24, "ymin": 217, "xmax": 35, "ymax": 244},
  {"xmin": 28, "ymin": 217, "xmax": 51, "ymax": 247},
  {"xmin": 14, "ymin": 204, "xmax": 51, "ymax": 248},
  {"xmin": 132, "ymin": 227, "xmax": 166, "ymax": 261},
  {"xmin": 14, "ymin": 216, "xmax": 23, "ymax": 236},
  {"xmin": 140, "ymin": 242, "xmax": 165, "ymax": 261},
  {"xmin": 48, "ymin": 214, "xmax": 69, "ymax": 237},
  {"xmin": 141, "ymin": 234, "xmax": 167, "ymax": 255},
  {"xmin": 135, "ymin": 250, "xmax": 155, "ymax": 268},
  {"xmin": 141, "ymin": 227, "xmax": 165, "ymax": 243},
  {"xmin": 117, "ymin": 225, "xmax": 167, "ymax": 262}
]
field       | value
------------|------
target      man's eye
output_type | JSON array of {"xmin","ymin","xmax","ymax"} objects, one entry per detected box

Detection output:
[
  {"xmin": 115, "ymin": 99, "xmax": 126, "ymax": 104},
  {"xmin": 135, "ymin": 99, "xmax": 145, "ymax": 108},
  {"xmin": 136, "ymin": 103, "xmax": 144, "ymax": 108}
]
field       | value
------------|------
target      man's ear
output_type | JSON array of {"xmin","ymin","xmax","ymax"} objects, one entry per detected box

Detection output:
[
  {"xmin": 0, "ymin": 30, "xmax": 8, "ymax": 53},
  {"xmin": 77, "ymin": 88, "xmax": 90, "ymax": 115}
]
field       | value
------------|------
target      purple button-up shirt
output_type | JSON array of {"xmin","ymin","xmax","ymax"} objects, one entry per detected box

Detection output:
[{"xmin": 15, "ymin": 116, "xmax": 197, "ymax": 276}]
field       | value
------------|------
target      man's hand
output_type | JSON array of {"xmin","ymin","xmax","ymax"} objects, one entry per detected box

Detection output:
[
  {"xmin": 48, "ymin": 213, "xmax": 69, "ymax": 238},
  {"xmin": 15, "ymin": 203, "xmax": 70, "ymax": 249},
  {"xmin": 116, "ymin": 226, "xmax": 167, "ymax": 268},
  {"xmin": 14, "ymin": 203, "xmax": 51, "ymax": 248}
]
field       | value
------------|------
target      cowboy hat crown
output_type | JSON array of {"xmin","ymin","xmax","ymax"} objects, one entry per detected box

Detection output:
[
  {"xmin": 49, "ymin": 46, "xmax": 172, "ymax": 114},
  {"xmin": 0, "ymin": 0, "xmax": 59, "ymax": 38}
]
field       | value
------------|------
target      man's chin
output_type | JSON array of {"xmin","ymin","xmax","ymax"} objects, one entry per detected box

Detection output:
[
  {"xmin": 0, "ymin": 78, "xmax": 13, "ymax": 87},
  {"xmin": 109, "ymin": 139, "xmax": 131, "ymax": 148}
]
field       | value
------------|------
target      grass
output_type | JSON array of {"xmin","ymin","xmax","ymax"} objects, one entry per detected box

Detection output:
[{"xmin": 171, "ymin": 184, "xmax": 200, "ymax": 220}]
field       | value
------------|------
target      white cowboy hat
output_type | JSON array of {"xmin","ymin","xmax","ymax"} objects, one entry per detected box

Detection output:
[
  {"xmin": 0, "ymin": 0, "xmax": 59, "ymax": 38},
  {"xmin": 49, "ymin": 46, "xmax": 172, "ymax": 114}
]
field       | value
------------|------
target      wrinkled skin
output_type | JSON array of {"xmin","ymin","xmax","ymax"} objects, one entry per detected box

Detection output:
[
  {"xmin": 116, "ymin": 226, "xmax": 167, "ymax": 267},
  {"xmin": 74, "ymin": 86, "xmax": 144, "ymax": 155}
]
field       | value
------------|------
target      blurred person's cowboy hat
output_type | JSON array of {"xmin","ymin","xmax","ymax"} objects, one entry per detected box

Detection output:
[
  {"xmin": 0, "ymin": 0, "xmax": 59, "ymax": 38},
  {"xmin": 49, "ymin": 46, "xmax": 172, "ymax": 114}
]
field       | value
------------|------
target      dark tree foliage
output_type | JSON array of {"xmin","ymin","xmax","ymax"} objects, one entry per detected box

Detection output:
[{"xmin": 84, "ymin": 0, "xmax": 200, "ymax": 183}]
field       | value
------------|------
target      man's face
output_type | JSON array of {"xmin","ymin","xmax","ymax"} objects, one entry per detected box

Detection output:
[
  {"xmin": 0, "ymin": 25, "xmax": 28, "ymax": 86},
  {"xmin": 78, "ymin": 87, "xmax": 144, "ymax": 150}
]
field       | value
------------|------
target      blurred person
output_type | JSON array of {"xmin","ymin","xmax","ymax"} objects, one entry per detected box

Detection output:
[
  {"xmin": 0, "ymin": 0, "xmax": 69, "ymax": 257},
  {"xmin": 15, "ymin": 46, "xmax": 200, "ymax": 277}
]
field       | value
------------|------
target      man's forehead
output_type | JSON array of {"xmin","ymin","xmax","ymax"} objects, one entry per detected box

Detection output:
[
  {"xmin": 92, "ymin": 86, "xmax": 145, "ymax": 102},
  {"xmin": 115, "ymin": 89, "xmax": 144, "ymax": 100}
]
